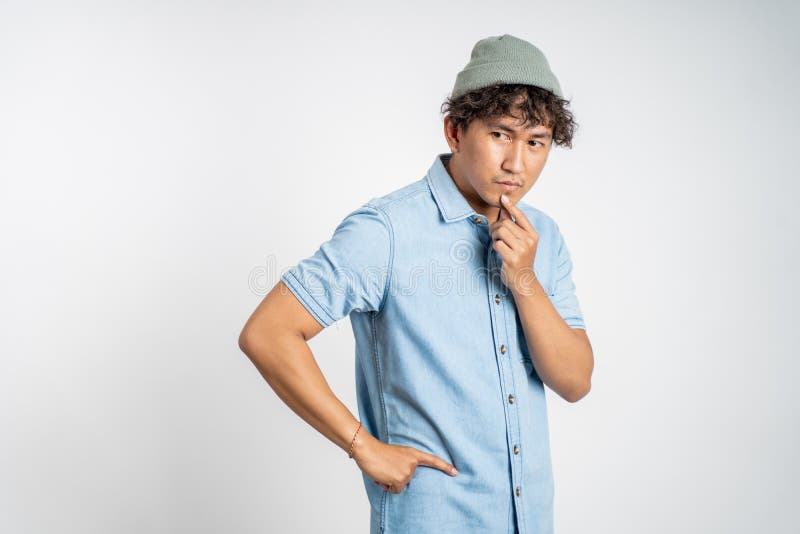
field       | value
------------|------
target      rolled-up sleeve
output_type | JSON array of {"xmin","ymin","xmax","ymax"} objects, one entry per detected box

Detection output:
[
  {"xmin": 549, "ymin": 225, "xmax": 587, "ymax": 331},
  {"xmin": 280, "ymin": 203, "xmax": 393, "ymax": 328}
]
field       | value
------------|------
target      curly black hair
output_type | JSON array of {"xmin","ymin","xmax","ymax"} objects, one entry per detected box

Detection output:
[{"xmin": 440, "ymin": 83, "xmax": 578, "ymax": 149}]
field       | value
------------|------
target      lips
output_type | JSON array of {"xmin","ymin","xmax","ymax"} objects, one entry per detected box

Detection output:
[{"xmin": 496, "ymin": 181, "xmax": 521, "ymax": 191}]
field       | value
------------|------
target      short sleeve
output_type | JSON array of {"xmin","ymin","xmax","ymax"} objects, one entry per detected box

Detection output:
[
  {"xmin": 280, "ymin": 204, "xmax": 392, "ymax": 328},
  {"xmin": 549, "ymin": 226, "xmax": 587, "ymax": 331}
]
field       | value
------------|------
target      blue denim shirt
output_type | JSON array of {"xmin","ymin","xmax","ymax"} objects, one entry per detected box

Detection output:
[{"xmin": 281, "ymin": 152, "xmax": 587, "ymax": 534}]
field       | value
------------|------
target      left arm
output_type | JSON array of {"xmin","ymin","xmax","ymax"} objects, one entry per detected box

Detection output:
[
  {"xmin": 511, "ymin": 278, "xmax": 593, "ymax": 402},
  {"xmin": 490, "ymin": 194, "xmax": 594, "ymax": 403}
]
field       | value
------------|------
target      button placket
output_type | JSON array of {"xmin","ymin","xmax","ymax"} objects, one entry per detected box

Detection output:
[{"xmin": 485, "ymin": 244, "xmax": 523, "ymax": 528}]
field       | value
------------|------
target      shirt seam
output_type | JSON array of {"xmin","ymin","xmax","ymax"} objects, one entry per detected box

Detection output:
[
  {"xmin": 371, "ymin": 180, "xmax": 429, "ymax": 212},
  {"xmin": 367, "ymin": 185, "xmax": 440, "ymax": 534},
  {"xmin": 371, "ymin": 313, "xmax": 390, "ymax": 533},
  {"xmin": 280, "ymin": 270, "xmax": 335, "ymax": 327},
  {"xmin": 368, "ymin": 187, "xmax": 429, "ymax": 322},
  {"xmin": 552, "ymin": 225, "xmax": 587, "ymax": 329},
  {"xmin": 368, "ymin": 204, "xmax": 395, "ymax": 315}
]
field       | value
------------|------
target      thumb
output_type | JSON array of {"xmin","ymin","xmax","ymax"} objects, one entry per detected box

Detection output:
[{"xmin": 415, "ymin": 450, "xmax": 459, "ymax": 476}]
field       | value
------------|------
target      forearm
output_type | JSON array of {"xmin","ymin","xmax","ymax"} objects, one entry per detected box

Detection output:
[
  {"xmin": 512, "ymin": 278, "xmax": 593, "ymax": 402},
  {"xmin": 240, "ymin": 330, "xmax": 368, "ymax": 453}
]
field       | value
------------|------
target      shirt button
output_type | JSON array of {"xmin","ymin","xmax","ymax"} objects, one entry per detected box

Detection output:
[
  {"xmin": 500, "ymin": 344, "xmax": 507, "ymax": 354},
  {"xmin": 515, "ymin": 486, "xmax": 521, "ymax": 497},
  {"xmin": 513, "ymin": 445, "xmax": 519, "ymax": 455},
  {"xmin": 473, "ymin": 216, "xmax": 482, "ymax": 223},
  {"xmin": 508, "ymin": 394, "xmax": 515, "ymax": 404},
  {"xmin": 494, "ymin": 294, "xmax": 501, "ymax": 304}
]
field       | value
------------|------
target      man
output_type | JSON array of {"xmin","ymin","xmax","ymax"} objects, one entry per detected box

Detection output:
[{"xmin": 239, "ymin": 34, "xmax": 594, "ymax": 534}]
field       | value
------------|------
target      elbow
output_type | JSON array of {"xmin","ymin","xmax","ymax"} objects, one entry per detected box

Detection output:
[
  {"xmin": 238, "ymin": 323, "xmax": 287, "ymax": 377},
  {"xmin": 564, "ymin": 379, "xmax": 591, "ymax": 403},
  {"xmin": 238, "ymin": 326, "xmax": 254, "ymax": 355},
  {"xmin": 238, "ymin": 326, "xmax": 276, "ymax": 378},
  {"xmin": 238, "ymin": 325, "xmax": 269, "ymax": 363}
]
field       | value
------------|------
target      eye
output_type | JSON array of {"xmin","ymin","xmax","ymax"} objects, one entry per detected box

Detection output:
[
  {"xmin": 491, "ymin": 131, "xmax": 508, "ymax": 140},
  {"xmin": 529, "ymin": 140, "xmax": 541, "ymax": 147}
]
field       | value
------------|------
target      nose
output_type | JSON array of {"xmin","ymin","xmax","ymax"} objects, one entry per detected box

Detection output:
[{"xmin": 501, "ymin": 141, "xmax": 525, "ymax": 175}]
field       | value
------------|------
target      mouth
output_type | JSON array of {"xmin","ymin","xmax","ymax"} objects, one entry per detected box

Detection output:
[{"xmin": 496, "ymin": 181, "xmax": 521, "ymax": 192}]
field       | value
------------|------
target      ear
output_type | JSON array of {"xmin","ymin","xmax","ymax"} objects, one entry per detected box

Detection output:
[{"xmin": 443, "ymin": 115, "xmax": 461, "ymax": 152}]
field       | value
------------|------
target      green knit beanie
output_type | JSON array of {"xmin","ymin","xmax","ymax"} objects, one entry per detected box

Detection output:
[{"xmin": 451, "ymin": 34, "xmax": 563, "ymax": 99}]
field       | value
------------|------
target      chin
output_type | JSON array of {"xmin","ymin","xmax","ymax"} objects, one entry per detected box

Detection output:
[{"xmin": 481, "ymin": 193, "xmax": 504, "ymax": 207}]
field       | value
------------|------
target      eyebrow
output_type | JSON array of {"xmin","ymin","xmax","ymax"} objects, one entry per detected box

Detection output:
[{"xmin": 487, "ymin": 121, "xmax": 552, "ymax": 139}]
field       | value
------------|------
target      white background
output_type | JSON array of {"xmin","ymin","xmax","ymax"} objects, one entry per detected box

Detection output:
[{"xmin": 2, "ymin": 1, "xmax": 798, "ymax": 532}]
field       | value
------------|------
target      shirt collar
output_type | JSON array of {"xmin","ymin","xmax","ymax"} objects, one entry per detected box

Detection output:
[{"xmin": 426, "ymin": 152, "xmax": 479, "ymax": 223}]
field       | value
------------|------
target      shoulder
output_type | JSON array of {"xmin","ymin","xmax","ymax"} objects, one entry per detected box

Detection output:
[
  {"xmin": 365, "ymin": 178, "xmax": 430, "ymax": 213},
  {"xmin": 345, "ymin": 177, "xmax": 434, "ymax": 229},
  {"xmin": 332, "ymin": 178, "xmax": 430, "ymax": 241}
]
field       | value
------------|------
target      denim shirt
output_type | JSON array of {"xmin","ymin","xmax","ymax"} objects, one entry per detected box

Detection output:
[{"xmin": 281, "ymin": 152, "xmax": 587, "ymax": 534}]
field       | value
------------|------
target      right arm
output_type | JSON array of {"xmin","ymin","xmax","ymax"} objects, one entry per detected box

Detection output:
[
  {"xmin": 237, "ymin": 279, "xmax": 458, "ymax": 493},
  {"xmin": 238, "ymin": 279, "xmax": 364, "ymax": 454}
]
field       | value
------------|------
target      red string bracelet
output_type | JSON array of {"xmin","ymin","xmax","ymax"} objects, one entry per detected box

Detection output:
[{"xmin": 347, "ymin": 421, "xmax": 362, "ymax": 459}]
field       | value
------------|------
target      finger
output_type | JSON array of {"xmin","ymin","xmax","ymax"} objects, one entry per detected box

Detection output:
[
  {"xmin": 415, "ymin": 450, "xmax": 458, "ymax": 476},
  {"xmin": 492, "ymin": 238, "xmax": 513, "ymax": 258},
  {"xmin": 498, "ymin": 203, "xmax": 511, "ymax": 222},
  {"xmin": 490, "ymin": 219, "xmax": 526, "ymax": 244},
  {"xmin": 496, "ymin": 195, "xmax": 504, "ymax": 222},
  {"xmin": 490, "ymin": 225, "xmax": 521, "ymax": 251},
  {"xmin": 500, "ymin": 194, "xmax": 535, "ymax": 233}
]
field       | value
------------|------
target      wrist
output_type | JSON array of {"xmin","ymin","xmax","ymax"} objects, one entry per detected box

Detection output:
[
  {"xmin": 510, "ymin": 270, "xmax": 542, "ymax": 298},
  {"xmin": 349, "ymin": 429, "xmax": 375, "ymax": 462}
]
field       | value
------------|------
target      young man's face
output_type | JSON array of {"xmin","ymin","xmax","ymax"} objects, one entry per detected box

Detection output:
[{"xmin": 444, "ymin": 108, "xmax": 554, "ymax": 218}]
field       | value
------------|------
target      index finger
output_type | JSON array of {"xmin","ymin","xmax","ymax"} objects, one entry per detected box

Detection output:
[
  {"xmin": 500, "ymin": 194, "xmax": 535, "ymax": 232},
  {"xmin": 415, "ymin": 450, "xmax": 459, "ymax": 476}
]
